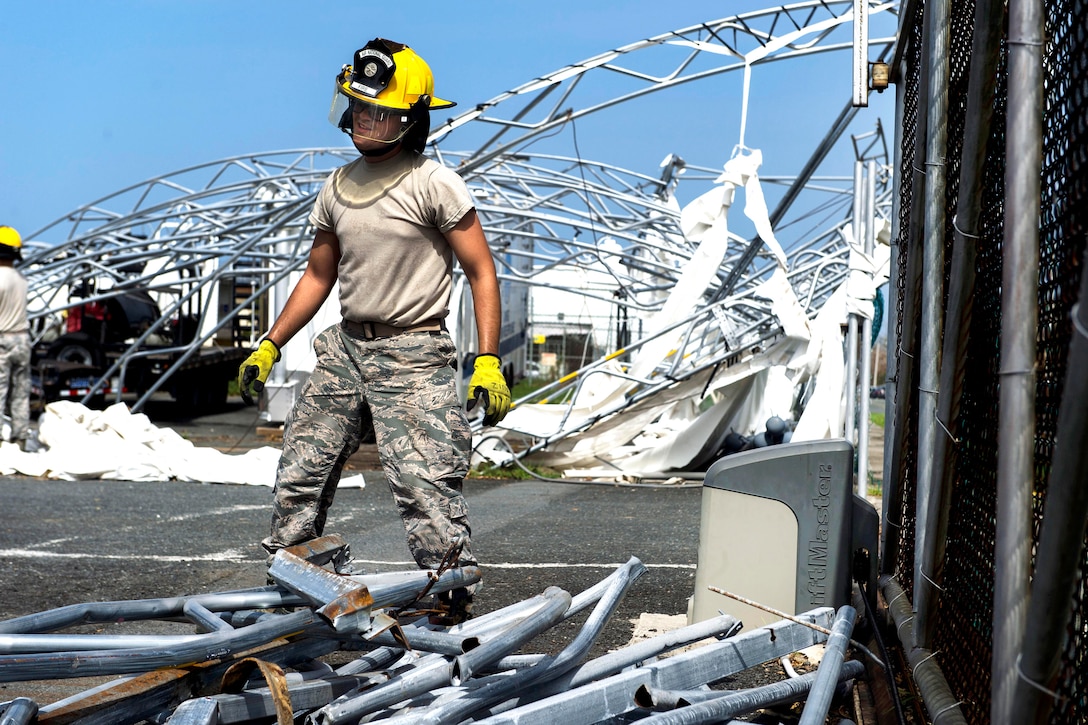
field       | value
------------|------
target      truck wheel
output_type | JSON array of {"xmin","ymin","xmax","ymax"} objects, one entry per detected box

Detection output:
[{"xmin": 46, "ymin": 335, "xmax": 103, "ymax": 368}]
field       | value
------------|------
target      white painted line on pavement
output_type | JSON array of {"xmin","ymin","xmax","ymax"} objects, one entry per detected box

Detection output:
[
  {"xmin": 12, "ymin": 505, "xmax": 269, "ymax": 552},
  {"xmin": 155, "ymin": 504, "xmax": 268, "ymax": 522},
  {"xmin": 0, "ymin": 551, "xmax": 695, "ymax": 569},
  {"xmin": 0, "ymin": 548, "xmax": 253, "ymax": 563},
  {"xmin": 351, "ymin": 560, "xmax": 697, "ymax": 570}
]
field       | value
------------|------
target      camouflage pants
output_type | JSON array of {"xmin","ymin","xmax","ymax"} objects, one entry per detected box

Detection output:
[
  {"xmin": 0, "ymin": 332, "xmax": 30, "ymax": 444},
  {"xmin": 262, "ymin": 323, "xmax": 475, "ymax": 571}
]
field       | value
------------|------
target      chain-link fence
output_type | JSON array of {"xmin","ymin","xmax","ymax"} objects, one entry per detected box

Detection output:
[{"xmin": 885, "ymin": 0, "xmax": 1088, "ymax": 722}]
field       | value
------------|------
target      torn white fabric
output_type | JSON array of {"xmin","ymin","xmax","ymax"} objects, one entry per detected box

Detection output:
[
  {"xmin": 791, "ymin": 283, "xmax": 850, "ymax": 441},
  {"xmin": 577, "ymin": 367, "xmax": 781, "ymax": 475},
  {"xmin": 727, "ymin": 149, "xmax": 787, "ymax": 267},
  {"xmin": 844, "ymin": 219, "xmax": 887, "ymax": 320},
  {"xmin": 0, "ymin": 401, "xmax": 365, "ymax": 488},
  {"xmin": 753, "ymin": 266, "xmax": 811, "ymax": 345},
  {"xmin": 631, "ymin": 151, "xmax": 775, "ymax": 382}
]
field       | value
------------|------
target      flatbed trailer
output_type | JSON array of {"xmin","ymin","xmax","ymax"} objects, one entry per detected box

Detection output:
[{"xmin": 33, "ymin": 344, "xmax": 249, "ymax": 412}]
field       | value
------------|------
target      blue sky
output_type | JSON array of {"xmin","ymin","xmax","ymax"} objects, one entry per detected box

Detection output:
[{"xmin": 1, "ymin": 1, "xmax": 898, "ymax": 241}]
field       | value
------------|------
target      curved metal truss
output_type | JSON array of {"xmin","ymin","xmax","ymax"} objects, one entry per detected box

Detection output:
[{"xmin": 18, "ymin": 2, "xmax": 898, "ymax": 468}]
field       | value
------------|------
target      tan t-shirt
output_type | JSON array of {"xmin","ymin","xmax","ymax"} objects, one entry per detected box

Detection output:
[
  {"xmin": 309, "ymin": 151, "xmax": 474, "ymax": 327},
  {"xmin": 0, "ymin": 266, "xmax": 28, "ymax": 334}
]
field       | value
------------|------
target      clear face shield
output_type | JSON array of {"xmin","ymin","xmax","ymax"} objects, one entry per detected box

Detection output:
[{"xmin": 328, "ymin": 90, "xmax": 414, "ymax": 145}]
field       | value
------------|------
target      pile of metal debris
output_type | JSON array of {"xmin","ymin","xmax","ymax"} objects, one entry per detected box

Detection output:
[{"xmin": 0, "ymin": 535, "xmax": 865, "ymax": 724}]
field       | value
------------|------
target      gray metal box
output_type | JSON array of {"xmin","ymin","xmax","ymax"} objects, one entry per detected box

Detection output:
[{"xmin": 689, "ymin": 439, "xmax": 873, "ymax": 628}]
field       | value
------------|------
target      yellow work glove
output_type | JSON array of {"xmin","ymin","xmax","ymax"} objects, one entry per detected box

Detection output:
[
  {"xmin": 238, "ymin": 339, "xmax": 281, "ymax": 405},
  {"xmin": 466, "ymin": 353, "xmax": 511, "ymax": 426}
]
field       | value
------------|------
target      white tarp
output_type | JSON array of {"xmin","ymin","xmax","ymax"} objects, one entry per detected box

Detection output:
[{"xmin": 0, "ymin": 401, "xmax": 366, "ymax": 487}]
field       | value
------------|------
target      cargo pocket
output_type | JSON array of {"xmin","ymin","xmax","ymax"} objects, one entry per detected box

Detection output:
[{"xmin": 447, "ymin": 491, "xmax": 469, "ymax": 521}]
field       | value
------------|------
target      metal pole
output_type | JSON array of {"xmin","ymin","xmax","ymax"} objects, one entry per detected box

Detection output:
[
  {"xmin": 1010, "ymin": 258, "xmax": 1088, "ymax": 722},
  {"xmin": 845, "ymin": 314, "xmax": 859, "ymax": 445},
  {"xmin": 852, "ymin": 0, "xmax": 870, "ymax": 107},
  {"xmin": 878, "ymin": 41, "xmax": 910, "ymax": 576},
  {"xmin": 857, "ymin": 160, "xmax": 877, "ymax": 497},
  {"xmin": 992, "ymin": 0, "xmax": 1043, "ymax": 719},
  {"xmin": 917, "ymin": 0, "xmax": 1005, "ymax": 655},
  {"xmin": 883, "ymin": 1, "xmax": 932, "ymax": 580},
  {"xmin": 845, "ymin": 160, "xmax": 863, "ymax": 451},
  {"xmin": 913, "ymin": 0, "xmax": 951, "ymax": 650},
  {"xmin": 0, "ymin": 586, "xmax": 308, "ymax": 635},
  {"xmin": 0, "ymin": 610, "xmax": 315, "ymax": 682}
]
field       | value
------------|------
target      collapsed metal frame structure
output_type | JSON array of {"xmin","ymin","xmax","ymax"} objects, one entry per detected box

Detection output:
[{"xmin": 16, "ymin": 3, "xmax": 898, "ymax": 456}]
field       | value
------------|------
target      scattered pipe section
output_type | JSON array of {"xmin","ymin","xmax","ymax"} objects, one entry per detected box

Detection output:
[
  {"xmin": 388, "ymin": 557, "xmax": 648, "ymax": 725},
  {"xmin": 0, "ymin": 558, "xmax": 890, "ymax": 724},
  {"xmin": 0, "ymin": 609, "xmax": 315, "ymax": 683},
  {"xmin": 0, "ymin": 586, "xmax": 308, "ymax": 635},
  {"xmin": 0, "ymin": 698, "xmax": 38, "ymax": 725},
  {"xmin": 471, "ymin": 608, "xmax": 838, "ymax": 724},
  {"xmin": 798, "ymin": 606, "xmax": 858, "ymax": 725},
  {"xmin": 632, "ymin": 661, "xmax": 865, "ymax": 724}
]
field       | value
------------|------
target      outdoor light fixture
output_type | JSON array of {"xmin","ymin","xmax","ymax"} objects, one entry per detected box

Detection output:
[{"xmin": 870, "ymin": 61, "xmax": 890, "ymax": 92}]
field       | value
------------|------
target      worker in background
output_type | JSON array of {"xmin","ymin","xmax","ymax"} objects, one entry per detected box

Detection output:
[
  {"xmin": 0, "ymin": 226, "xmax": 31, "ymax": 451},
  {"xmin": 238, "ymin": 39, "xmax": 510, "ymax": 624}
]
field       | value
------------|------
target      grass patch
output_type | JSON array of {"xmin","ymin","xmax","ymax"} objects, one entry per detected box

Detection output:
[
  {"xmin": 871, "ymin": 411, "xmax": 885, "ymax": 427},
  {"xmin": 511, "ymin": 376, "xmax": 553, "ymax": 399},
  {"xmin": 470, "ymin": 461, "xmax": 563, "ymax": 480}
]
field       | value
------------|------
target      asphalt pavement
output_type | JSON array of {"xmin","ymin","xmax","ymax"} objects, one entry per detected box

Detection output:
[{"xmin": 0, "ymin": 398, "xmax": 705, "ymax": 705}]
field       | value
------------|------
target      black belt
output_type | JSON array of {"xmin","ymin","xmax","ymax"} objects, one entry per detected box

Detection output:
[{"xmin": 341, "ymin": 318, "xmax": 445, "ymax": 340}]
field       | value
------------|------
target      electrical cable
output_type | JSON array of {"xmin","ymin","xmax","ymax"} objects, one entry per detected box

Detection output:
[{"xmin": 856, "ymin": 575, "xmax": 908, "ymax": 725}]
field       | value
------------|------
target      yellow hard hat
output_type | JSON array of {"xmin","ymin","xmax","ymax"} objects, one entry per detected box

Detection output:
[
  {"xmin": 0, "ymin": 226, "xmax": 21, "ymax": 259},
  {"xmin": 337, "ymin": 39, "xmax": 455, "ymax": 111},
  {"xmin": 329, "ymin": 39, "xmax": 456, "ymax": 146}
]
